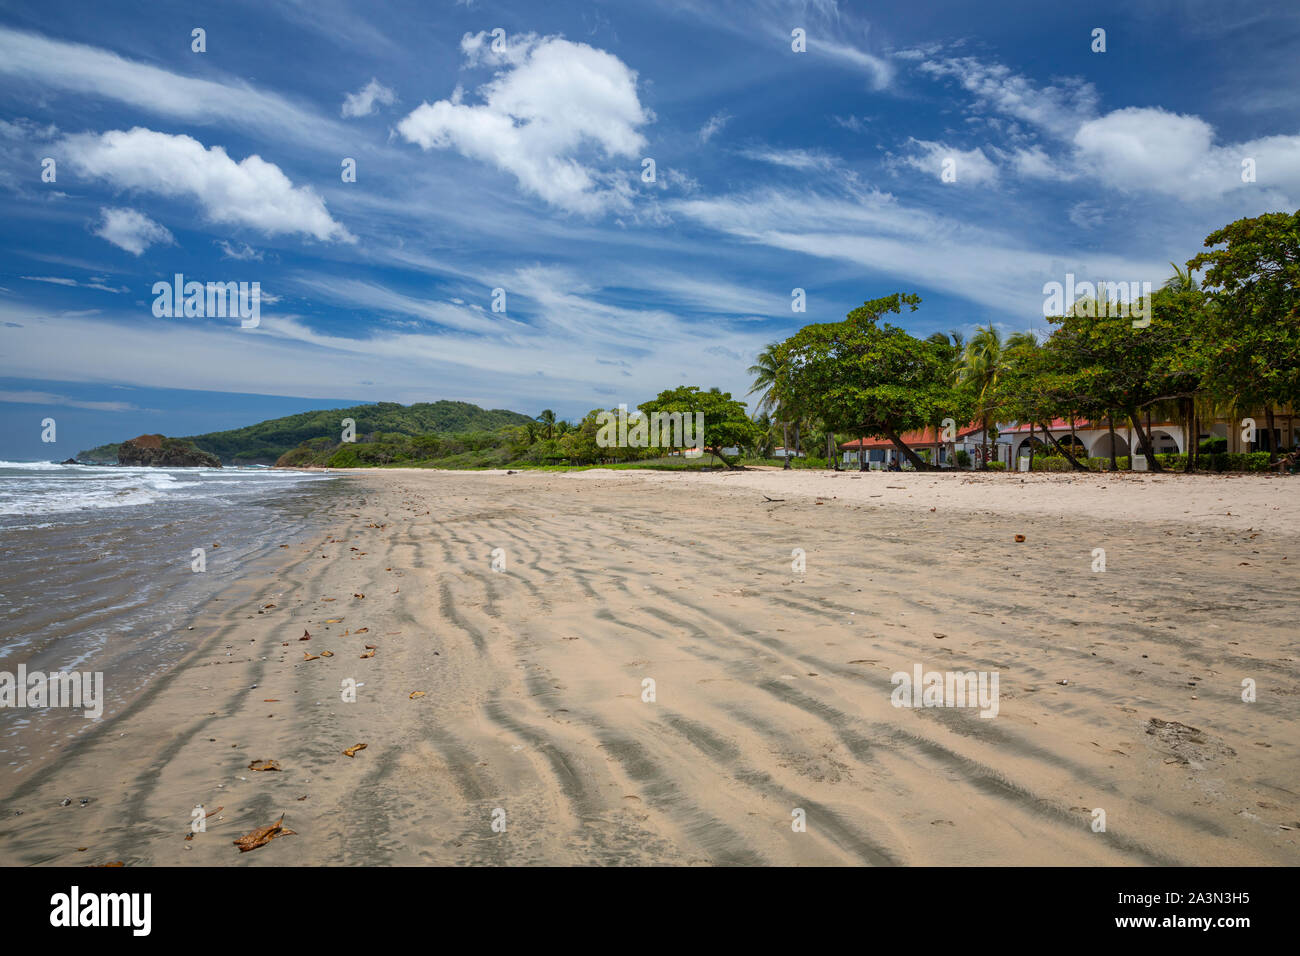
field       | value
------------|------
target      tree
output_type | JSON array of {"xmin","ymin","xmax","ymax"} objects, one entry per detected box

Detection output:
[
  {"xmin": 955, "ymin": 324, "xmax": 1018, "ymax": 469},
  {"xmin": 992, "ymin": 331, "xmax": 1092, "ymax": 471},
  {"xmin": 1041, "ymin": 280, "xmax": 1201, "ymax": 473},
  {"xmin": 1189, "ymin": 210, "xmax": 1300, "ymax": 455},
  {"xmin": 638, "ymin": 386, "xmax": 761, "ymax": 469},
  {"xmin": 537, "ymin": 409, "xmax": 557, "ymax": 440},
  {"xmin": 773, "ymin": 293, "xmax": 966, "ymax": 470},
  {"xmin": 749, "ymin": 342, "xmax": 807, "ymax": 467}
]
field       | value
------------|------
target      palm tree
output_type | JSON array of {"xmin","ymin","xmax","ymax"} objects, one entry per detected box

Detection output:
[
  {"xmin": 955, "ymin": 325, "xmax": 1018, "ymax": 469},
  {"xmin": 537, "ymin": 409, "xmax": 556, "ymax": 440},
  {"xmin": 926, "ymin": 329, "xmax": 967, "ymax": 378},
  {"xmin": 747, "ymin": 344, "xmax": 783, "ymax": 414},
  {"xmin": 749, "ymin": 343, "xmax": 799, "ymax": 467}
]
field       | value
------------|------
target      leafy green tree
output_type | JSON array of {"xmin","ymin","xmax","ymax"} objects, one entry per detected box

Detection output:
[
  {"xmin": 638, "ymin": 386, "xmax": 761, "ymax": 468},
  {"xmin": 773, "ymin": 293, "xmax": 965, "ymax": 470},
  {"xmin": 1189, "ymin": 210, "xmax": 1300, "ymax": 453}
]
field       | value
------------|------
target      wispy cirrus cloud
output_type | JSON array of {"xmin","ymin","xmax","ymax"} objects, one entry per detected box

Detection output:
[
  {"xmin": 0, "ymin": 26, "xmax": 345, "ymax": 148},
  {"xmin": 0, "ymin": 389, "xmax": 141, "ymax": 412}
]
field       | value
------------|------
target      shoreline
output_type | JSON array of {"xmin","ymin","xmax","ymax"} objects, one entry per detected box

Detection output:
[{"xmin": 2, "ymin": 469, "xmax": 1296, "ymax": 866}]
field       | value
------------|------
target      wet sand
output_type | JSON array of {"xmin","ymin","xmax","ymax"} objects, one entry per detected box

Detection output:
[{"xmin": 2, "ymin": 468, "xmax": 1297, "ymax": 866}]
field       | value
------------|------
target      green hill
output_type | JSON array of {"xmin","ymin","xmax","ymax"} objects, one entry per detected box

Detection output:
[{"xmin": 79, "ymin": 401, "xmax": 536, "ymax": 464}]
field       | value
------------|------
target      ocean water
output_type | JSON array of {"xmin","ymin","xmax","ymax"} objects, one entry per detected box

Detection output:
[{"xmin": 0, "ymin": 461, "xmax": 344, "ymax": 776}]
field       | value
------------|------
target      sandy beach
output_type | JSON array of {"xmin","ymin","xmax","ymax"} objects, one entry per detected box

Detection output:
[{"xmin": 2, "ymin": 468, "xmax": 1297, "ymax": 866}]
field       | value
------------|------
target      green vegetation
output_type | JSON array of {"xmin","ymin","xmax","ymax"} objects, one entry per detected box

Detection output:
[
  {"xmin": 276, "ymin": 387, "xmax": 763, "ymax": 470},
  {"xmin": 79, "ymin": 401, "xmax": 535, "ymax": 465},
  {"xmin": 756, "ymin": 209, "xmax": 1299, "ymax": 474},
  {"xmin": 183, "ymin": 400, "xmax": 534, "ymax": 463},
  {"xmin": 77, "ymin": 442, "xmax": 121, "ymax": 464}
]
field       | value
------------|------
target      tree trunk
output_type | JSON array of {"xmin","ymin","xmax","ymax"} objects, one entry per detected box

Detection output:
[
  {"xmin": 1144, "ymin": 408, "xmax": 1164, "ymax": 472},
  {"xmin": 782, "ymin": 422, "xmax": 790, "ymax": 470},
  {"xmin": 1266, "ymin": 404, "xmax": 1277, "ymax": 458},
  {"xmin": 1107, "ymin": 415, "xmax": 1118, "ymax": 471},
  {"xmin": 1184, "ymin": 398, "xmax": 1196, "ymax": 473},
  {"xmin": 1027, "ymin": 421, "xmax": 1037, "ymax": 471},
  {"xmin": 708, "ymin": 446, "xmax": 742, "ymax": 470},
  {"xmin": 859, "ymin": 437, "xmax": 867, "ymax": 472},
  {"xmin": 1039, "ymin": 422, "xmax": 1089, "ymax": 470},
  {"xmin": 1128, "ymin": 409, "xmax": 1162, "ymax": 472},
  {"xmin": 794, "ymin": 423, "xmax": 801, "ymax": 460},
  {"xmin": 883, "ymin": 427, "xmax": 934, "ymax": 470}
]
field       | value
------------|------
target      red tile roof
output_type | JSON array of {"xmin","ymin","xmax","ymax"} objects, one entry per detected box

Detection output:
[
  {"xmin": 1000, "ymin": 418, "xmax": 1177, "ymax": 434},
  {"xmin": 1000, "ymin": 418, "xmax": 1093, "ymax": 434},
  {"xmin": 839, "ymin": 422, "xmax": 982, "ymax": 450}
]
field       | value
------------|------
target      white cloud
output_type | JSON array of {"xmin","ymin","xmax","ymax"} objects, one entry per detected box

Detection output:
[
  {"xmin": 21, "ymin": 275, "xmax": 127, "ymax": 293},
  {"xmin": 1073, "ymin": 107, "xmax": 1300, "ymax": 202},
  {"xmin": 0, "ymin": 27, "xmax": 342, "ymax": 148},
  {"xmin": 217, "ymin": 240, "xmax": 264, "ymax": 261},
  {"xmin": 0, "ymin": 272, "xmax": 771, "ymax": 416},
  {"xmin": 671, "ymin": 186, "xmax": 1170, "ymax": 318},
  {"xmin": 341, "ymin": 78, "xmax": 396, "ymax": 118},
  {"xmin": 894, "ymin": 139, "xmax": 998, "ymax": 185},
  {"xmin": 740, "ymin": 147, "xmax": 838, "ymax": 171},
  {"xmin": 832, "ymin": 114, "xmax": 871, "ymax": 133},
  {"xmin": 912, "ymin": 55, "xmax": 1300, "ymax": 204},
  {"xmin": 1007, "ymin": 145, "xmax": 1063, "ymax": 180},
  {"xmin": 93, "ymin": 207, "xmax": 174, "ymax": 255},
  {"xmin": 917, "ymin": 57, "xmax": 1098, "ymax": 140},
  {"xmin": 397, "ymin": 34, "xmax": 652, "ymax": 214},
  {"xmin": 21, "ymin": 276, "xmax": 78, "ymax": 287},
  {"xmin": 64, "ymin": 128, "xmax": 353, "ymax": 243},
  {"xmin": 699, "ymin": 111, "xmax": 731, "ymax": 143},
  {"xmin": 0, "ymin": 389, "xmax": 139, "ymax": 412}
]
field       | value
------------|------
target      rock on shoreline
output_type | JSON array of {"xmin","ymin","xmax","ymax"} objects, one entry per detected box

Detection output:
[{"xmin": 117, "ymin": 434, "xmax": 222, "ymax": 468}]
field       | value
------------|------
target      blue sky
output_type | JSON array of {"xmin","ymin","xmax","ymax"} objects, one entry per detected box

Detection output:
[{"xmin": 2, "ymin": 0, "xmax": 1298, "ymax": 459}]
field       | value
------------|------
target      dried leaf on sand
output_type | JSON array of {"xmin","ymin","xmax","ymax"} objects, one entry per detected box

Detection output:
[
  {"xmin": 249, "ymin": 759, "xmax": 281, "ymax": 772},
  {"xmin": 233, "ymin": 814, "xmax": 296, "ymax": 852},
  {"xmin": 343, "ymin": 743, "xmax": 367, "ymax": 758}
]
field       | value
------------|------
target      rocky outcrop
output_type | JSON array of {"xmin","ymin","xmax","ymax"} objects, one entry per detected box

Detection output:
[{"xmin": 117, "ymin": 434, "xmax": 222, "ymax": 468}]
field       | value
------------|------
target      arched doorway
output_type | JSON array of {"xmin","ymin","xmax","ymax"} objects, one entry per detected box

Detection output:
[
  {"xmin": 1016, "ymin": 437, "xmax": 1048, "ymax": 458},
  {"xmin": 1150, "ymin": 430, "xmax": 1181, "ymax": 454},
  {"xmin": 1091, "ymin": 433, "xmax": 1130, "ymax": 458}
]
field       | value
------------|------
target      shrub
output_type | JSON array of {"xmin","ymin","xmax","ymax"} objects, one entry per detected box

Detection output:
[
  {"xmin": 955, "ymin": 449, "xmax": 971, "ymax": 468},
  {"xmin": 1030, "ymin": 455, "xmax": 1073, "ymax": 472},
  {"xmin": 985, "ymin": 461, "xmax": 1006, "ymax": 471}
]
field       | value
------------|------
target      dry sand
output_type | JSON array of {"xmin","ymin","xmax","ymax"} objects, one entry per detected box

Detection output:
[{"xmin": 2, "ymin": 467, "xmax": 1298, "ymax": 866}]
